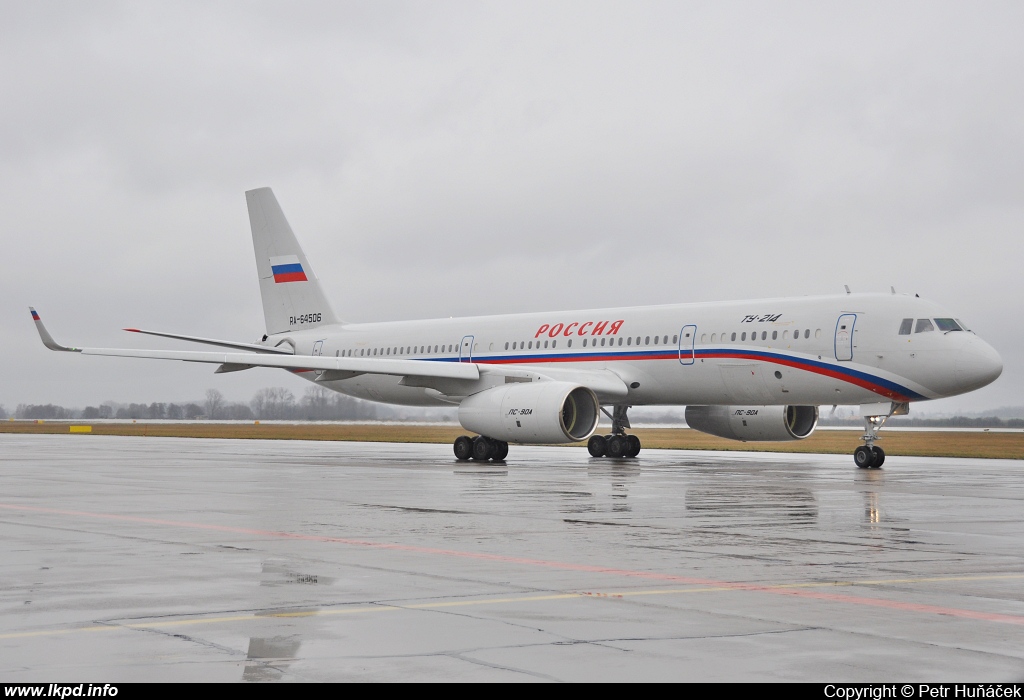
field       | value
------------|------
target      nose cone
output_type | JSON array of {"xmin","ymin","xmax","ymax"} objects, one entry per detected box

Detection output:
[{"xmin": 955, "ymin": 338, "xmax": 1003, "ymax": 393}]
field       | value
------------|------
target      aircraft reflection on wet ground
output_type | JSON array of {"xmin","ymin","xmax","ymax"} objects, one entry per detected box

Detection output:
[{"xmin": 1, "ymin": 435, "xmax": 1023, "ymax": 682}]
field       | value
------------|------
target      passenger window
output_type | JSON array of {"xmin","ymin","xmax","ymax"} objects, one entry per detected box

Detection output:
[
  {"xmin": 601, "ymin": 338, "xmax": 606, "ymax": 347},
  {"xmin": 583, "ymin": 339, "xmax": 588, "ymax": 347},
  {"xmin": 710, "ymin": 333, "xmax": 716, "ymax": 343},
  {"xmin": 814, "ymin": 329, "xmax": 821, "ymax": 339},
  {"xmin": 762, "ymin": 331, "xmax": 767, "ymax": 341},
  {"xmin": 741, "ymin": 332, "xmax": 747, "ymax": 341},
  {"xmin": 672, "ymin": 335, "xmax": 678, "ymax": 344},
  {"xmin": 731, "ymin": 332, "xmax": 737, "ymax": 341},
  {"xmin": 645, "ymin": 336, "xmax": 650, "ymax": 345},
  {"xmin": 619, "ymin": 337, "xmax": 624, "ymax": 346},
  {"xmin": 934, "ymin": 318, "xmax": 962, "ymax": 332},
  {"xmin": 663, "ymin": 335, "xmax": 669, "ymax": 344},
  {"xmin": 505, "ymin": 342, "xmax": 509, "ymax": 350},
  {"xmin": 899, "ymin": 318, "xmax": 913, "ymax": 335},
  {"xmin": 772, "ymin": 331, "xmax": 777, "ymax": 340},
  {"xmin": 915, "ymin": 319, "xmax": 935, "ymax": 333},
  {"xmin": 653, "ymin": 336, "xmax": 659, "ymax": 345},
  {"xmin": 566, "ymin": 340, "xmax": 571, "ymax": 347},
  {"xmin": 627, "ymin": 337, "xmax": 632, "ymax": 346},
  {"xmin": 552, "ymin": 340, "xmax": 557, "ymax": 348},
  {"xmin": 544, "ymin": 340, "xmax": 549, "ymax": 348}
]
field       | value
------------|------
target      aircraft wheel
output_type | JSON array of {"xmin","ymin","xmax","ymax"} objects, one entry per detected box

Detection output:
[
  {"xmin": 606, "ymin": 434, "xmax": 626, "ymax": 459},
  {"xmin": 587, "ymin": 435, "xmax": 606, "ymax": 457},
  {"xmin": 491, "ymin": 441, "xmax": 509, "ymax": 461},
  {"xmin": 625, "ymin": 435, "xmax": 641, "ymax": 458},
  {"xmin": 471, "ymin": 436, "xmax": 495, "ymax": 461},
  {"xmin": 454, "ymin": 435, "xmax": 473, "ymax": 461},
  {"xmin": 854, "ymin": 446, "xmax": 873, "ymax": 469},
  {"xmin": 870, "ymin": 446, "xmax": 885, "ymax": 468}
]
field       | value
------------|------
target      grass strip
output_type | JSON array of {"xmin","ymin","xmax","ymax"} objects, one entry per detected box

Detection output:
[{"xmin": 2, "ymin": 422, "xmax": 1022, "ymax": 459}]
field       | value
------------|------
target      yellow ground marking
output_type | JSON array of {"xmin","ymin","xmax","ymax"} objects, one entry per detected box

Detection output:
[{"xmin": 1, "ymin": 574, "xmax": 1021, "ymax": 641}]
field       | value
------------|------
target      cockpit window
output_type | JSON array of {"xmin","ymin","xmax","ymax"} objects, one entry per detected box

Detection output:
[
  {"xmin": 898, "ymin": 318, "xmax": 913, "ymax": 335},
  {"xmin": 956, "ymin": 319, "xmax": 971, "ymax": 332},
  {"xmin": 934, "ymin": 318, "xmax": 963, "ymax": 332},
  {"xmin": 915, "ymin": 318, "xmax": 935, "ymax": 333}
]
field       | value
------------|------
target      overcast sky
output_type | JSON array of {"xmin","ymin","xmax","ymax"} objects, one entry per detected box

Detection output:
[{"xmin": 3, "ymin": 1, "xmax": 1022, "ymax": 414}]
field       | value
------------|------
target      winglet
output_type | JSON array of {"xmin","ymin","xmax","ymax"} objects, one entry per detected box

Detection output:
[{"xmin": 29, "ymin": 307, "xmax": 79, "ymax": 352}]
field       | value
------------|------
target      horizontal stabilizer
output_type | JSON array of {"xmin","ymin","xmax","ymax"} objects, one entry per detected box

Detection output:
[{"xmin": 123, "ymin": 328, "xmax": 293, "ymax": 355}]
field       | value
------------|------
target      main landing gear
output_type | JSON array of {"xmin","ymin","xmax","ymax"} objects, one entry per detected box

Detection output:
[
  {"xmin": 587, "ymin": 405, "xmax": 642, "ymax": 459},
  {"xmin": 453, "ymin": 435, "xmax": 508, "ymax": 462}
]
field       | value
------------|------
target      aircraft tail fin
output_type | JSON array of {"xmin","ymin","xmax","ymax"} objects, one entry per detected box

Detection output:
[{"xmin": 246, "ymin": 188, "xmax": 340, "ymax": 335}]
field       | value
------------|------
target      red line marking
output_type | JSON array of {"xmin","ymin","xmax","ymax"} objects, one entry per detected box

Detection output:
[{"xmin": 2, "ymin": 502, "xmax": 1020, "ymax": 625}]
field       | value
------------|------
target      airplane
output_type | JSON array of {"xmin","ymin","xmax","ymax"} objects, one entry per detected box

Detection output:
[{"xmin": 31, "ymin": 187, "xmax": 1003, "ymax": 468}]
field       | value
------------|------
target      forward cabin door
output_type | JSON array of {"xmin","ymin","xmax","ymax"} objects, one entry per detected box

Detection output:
[
  {"xmin": 678, "ymin": 325, "xmax": 696, "ymax": 365},
  {"xmin": 459, "ymin": 335, "xmax": 475, "ymax": 363},
  {"xmin": 834, "ymin": 314, "xmax": 856, "ymax": 361}
]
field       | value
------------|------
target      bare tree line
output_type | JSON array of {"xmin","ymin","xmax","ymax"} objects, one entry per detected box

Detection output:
[{"xmin": 9, "ymin": 386, "xmax": 457, "ymax": 422}]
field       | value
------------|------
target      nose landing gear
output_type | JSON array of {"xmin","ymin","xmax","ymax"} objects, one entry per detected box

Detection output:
[
  {"xmin": 854, "ymin": 444, "xmax": 885, "ymax": 469},
  {"xmin": 588, "ymin": 405, "xmax": 642, "ymax": 459},
  {"xmin": 854, "ymin": 402, "xmax": 906, "ymax": 468}
]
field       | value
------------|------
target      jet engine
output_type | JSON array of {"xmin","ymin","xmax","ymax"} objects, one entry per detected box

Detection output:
[
  {"xmin": 685, "ymin": 405, "xmax": 819, "ymax": 442},
  {"xmin": 458, "ymin": 381, "xmax": 600, "ymax": 444}
]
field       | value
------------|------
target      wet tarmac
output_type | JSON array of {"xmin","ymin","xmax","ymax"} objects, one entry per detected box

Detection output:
[{"xmin": 1, "ymin": 434, "xmax": 1023, "ymax": 682}]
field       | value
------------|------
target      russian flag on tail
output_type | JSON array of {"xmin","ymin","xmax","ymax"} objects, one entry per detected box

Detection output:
[{"xmin": 270, "ymin": 255, "xmax": 307, "ymax": 283}]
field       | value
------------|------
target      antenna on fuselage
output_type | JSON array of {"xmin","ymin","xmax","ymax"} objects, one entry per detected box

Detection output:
[
  {"xmin": 891, "ymin": 286, "xmax": 896, "ymax": 294},
  {"xmin": 844, "ymin": 285, "xmax": 851, "ymax": 294}
]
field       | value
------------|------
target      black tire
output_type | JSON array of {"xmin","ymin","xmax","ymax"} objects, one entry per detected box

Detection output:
[
  {"xmin": 606, "ymin": 435, "xmax": 626, "ymax": 459},
  {"xmin": 625, "ymin": 435, "xmax": 641, "ymax": 458},
  {"xmin": 854, "ymin": 445, "xmax": 873, "ymax": 469},
  {"xmin": 454, "ymin": 435, "xmax": 473, "ymax": 461},
  {"xmin": 471, "ymin": 436, "xmax": 494, "ymax": 461},
  {"xmin": 871, "ymin": 446, "xmax": 885, "ymax": 468},
  {"xmin": 587, "ymin": 435, "xmax": 606, "ymax": 457},
  {"xmin": 492, "ymin": 441, "xmax": 509, "ymax": 461}
]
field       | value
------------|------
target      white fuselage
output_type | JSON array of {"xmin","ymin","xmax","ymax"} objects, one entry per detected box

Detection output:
[{"xmin": 269, "ymin": 292, "xmax": 1002, "ymax": 409}]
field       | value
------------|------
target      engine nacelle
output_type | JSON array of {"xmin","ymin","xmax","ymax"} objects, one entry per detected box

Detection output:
[
  {"xmin": 685, "ymin": 405, "xmax": 819, "ymax": 442},
  {"xmin": 458, "ymin": 381, "xmax": 600, "ymax": 444}
]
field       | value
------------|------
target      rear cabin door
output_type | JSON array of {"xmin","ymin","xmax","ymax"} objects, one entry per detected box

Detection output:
[
  {"xmin": 312, "ymin": 340, "xmax": 325, "ymax": 377},
  {"xmin": 678, "ymin": 325, "xmax": 696, "ymax": 365},
  {"xmin": 834, "ymin": 314, "xmax": 856, "ymax": 361}
]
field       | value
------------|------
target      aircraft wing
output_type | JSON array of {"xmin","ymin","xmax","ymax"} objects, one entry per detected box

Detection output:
[{"xmin": 29, "ymin": 308, "xmax": 479, "ymax": 382}]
